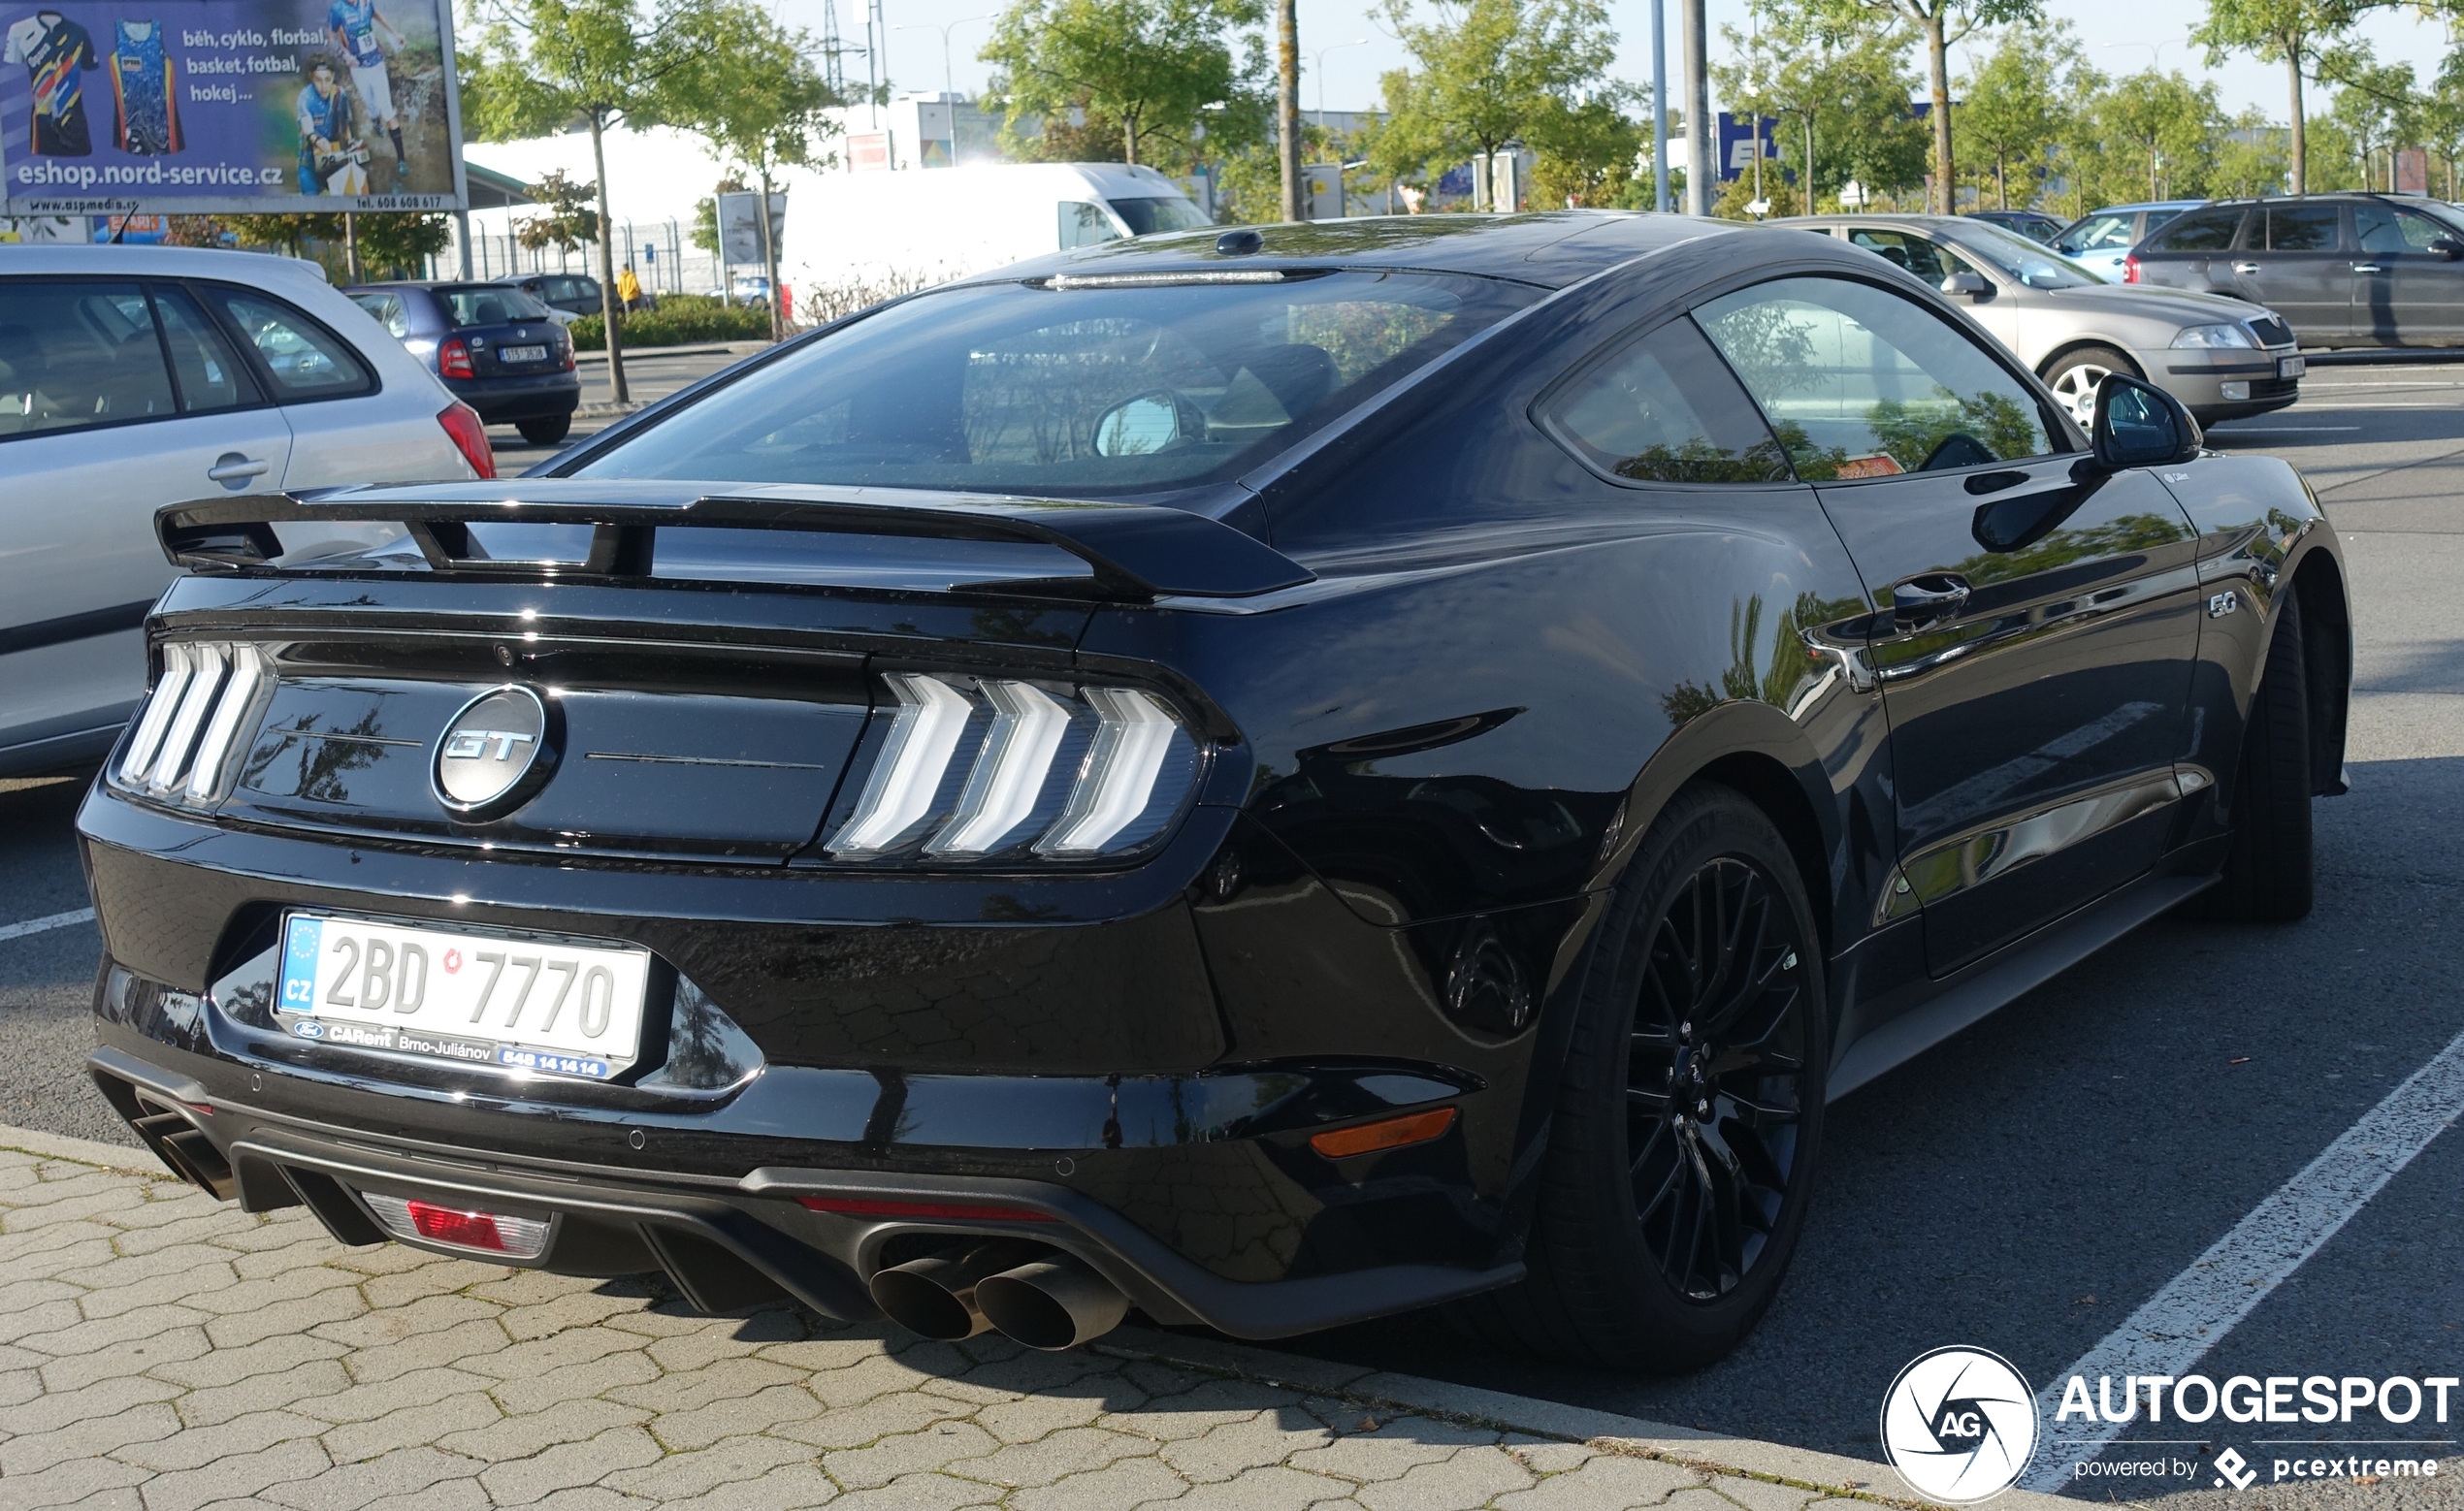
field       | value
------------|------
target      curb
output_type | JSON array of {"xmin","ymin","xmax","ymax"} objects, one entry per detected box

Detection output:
[
  {"xmin": 572, "ymin": 340, "xmax": 775, "ymax": 363},
  {"xmin": 1, "ymin": 1123, "xmax": 2072, "ymax": 1509}
]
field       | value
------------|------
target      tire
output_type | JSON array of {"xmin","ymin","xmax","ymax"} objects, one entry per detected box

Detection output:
[
  {"xmin": 516, "ymin": 414, "xmax": 573, "ymax": 445},
  {"xmin": 1453, "ymin": 783, "xmax": 1828, "ymax": 1371},
  {"xmin": 2041, "ymin": 345, "xmax": 2140, "ymax": 430},
  {"xmin": 2201, "ymin": 593, "xmax": 2314, "ymax": 922}
]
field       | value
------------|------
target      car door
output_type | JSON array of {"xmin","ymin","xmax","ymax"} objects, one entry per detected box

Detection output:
[
  {"xmin": 0, "ymin": 278, "xmax": 290, "ymax": 766},
  {"xmin": 191, "ymin": 280, "xmax": 448, "ymax": 490},
  {"xmin": 1845, "ymin": 225, "xmax": 2025, "ymax": 352},
  {"xmin": 2232, "ymin": 202, "xmax": 2351, "ymax": 342},
  {"xmin": 2351, "ymin": 200, "xmax": 2464, "ymax": 347},
  {"xmin": 1695, "ymin": 273, "xmax": 2205, "ymax": 975}
]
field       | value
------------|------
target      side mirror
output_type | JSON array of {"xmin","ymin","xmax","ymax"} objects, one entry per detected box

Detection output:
[
  {"xmin": 2091, "ymin": 373, "xmax": 2202, "ymax": 470},
  {"xmin": 1940, "ymin": 271, "xmax": 1991, "ymax": 299},
  {"xmin": 1093, "ymin": 392, "xmax": 1183, "ymax": 457},
  {"xmin": 2433, "ymin": 236, "xmax": 2464, "ymax": 262}
]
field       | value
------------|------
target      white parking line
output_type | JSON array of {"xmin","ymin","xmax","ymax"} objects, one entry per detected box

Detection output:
[
  {"xmin": 0, "ymin": 907, "xmax": 96, "ymax": 943},
  {"xmin": 2019, "ymin": 1022, "xmax": 2464, "ymax": 1491}
]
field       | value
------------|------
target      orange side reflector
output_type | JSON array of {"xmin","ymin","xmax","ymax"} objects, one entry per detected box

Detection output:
[{"xmin": 1308, "ymin": 1106, "xmax": 1457, "ymax": 1160}]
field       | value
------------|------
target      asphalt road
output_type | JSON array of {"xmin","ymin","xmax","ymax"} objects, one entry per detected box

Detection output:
[
  {"xmin": 5, "ymin": 361, "xmax": 2458, "ymax": 1508},
  {"xmin": 487, "ymin": 342, "xmax": 759, "ymax": 471}
]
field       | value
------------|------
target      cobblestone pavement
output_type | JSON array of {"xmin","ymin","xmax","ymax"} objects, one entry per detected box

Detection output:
[{"xmin": 0, "ymin": 1140, "xmax": 1958, "ymax": 1511}]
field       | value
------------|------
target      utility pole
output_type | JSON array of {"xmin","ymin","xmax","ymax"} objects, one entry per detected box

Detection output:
[
  {"xmin": 1650, "ymin": 0, "xmax": 1668, "ymax": 212},
  {"xmin": 1277, "ymin": 0, "xmax": 1302, "ymax": 220},
  {"xmin": 1682, "ymin": 0, "xmax": 1710, "ymax": 214},
  {"xmin": 819, "ymin": 0, "xmax": 845, "ymax": 94}
]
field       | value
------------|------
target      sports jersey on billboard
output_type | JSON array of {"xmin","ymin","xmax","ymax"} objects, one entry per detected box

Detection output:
[{"xmin": 0, "ymin": 0, "xmax": 464, "ymax": 212}]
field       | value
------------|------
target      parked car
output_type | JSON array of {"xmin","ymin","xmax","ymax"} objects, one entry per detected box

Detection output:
[
  {"xmin": 83, "ymin": 211, "xmax": 2349, "ymax": 1371},
  {"xmin": 2124, "ymin": 193, "xmax": 2464, "ymax": 348},
  {"xmin": 1965, "ymin": 209, "xmax": 2066, "ymax": 245},
  {"xmin": 498, "ymin": 272, "xmax": 601, "ymax": 323},
  {"xmin": 345, "ymin": 282, "xmax": 582, "ymax": 445},
  {"xmin": 1778, "ymin": 214, "xmax": 2303, "ymax": 425},
  {"xmin": 2054, "ymin": 200, "xmax": 2205, "ymax": 281},
  {"xmin": 0, "ymin": 245, "xmax": 487, "ymax": 777},
  {"xmin": 780, "ymin": 161, "xmax": 1214, "ymax": 295}
]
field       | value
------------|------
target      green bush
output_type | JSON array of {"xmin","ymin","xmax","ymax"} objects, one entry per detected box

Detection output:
[{"xmin": 569, "ymin": 295, "xmax": 774, "ymax": 350}]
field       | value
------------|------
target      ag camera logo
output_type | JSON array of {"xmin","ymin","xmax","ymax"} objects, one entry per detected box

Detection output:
[{"xmin": 1881, "ymin": 1346, "xmax": 2040, "ymax": 1502}]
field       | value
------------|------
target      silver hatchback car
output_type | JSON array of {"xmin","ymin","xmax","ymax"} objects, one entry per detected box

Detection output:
[{"xmin": 1776, "ymin": 214, "xmax": 2304, "ymax": 428}]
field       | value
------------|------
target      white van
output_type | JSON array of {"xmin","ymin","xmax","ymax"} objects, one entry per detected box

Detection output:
[{"xmin": 781, "ymin": 162, "xmax": 1212, "ymax": 302}]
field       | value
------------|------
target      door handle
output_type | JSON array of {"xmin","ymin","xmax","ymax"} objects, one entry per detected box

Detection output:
[
  {"xmin": 207, "ymin": 453, "xmax": 271, "ymax": 485},
  {"xmin": 1893, "ymin": 573, "xmax": 1972, "ymax": 626},
  {"xmin": 2350, "ymin": 262, "xmax": 2383, "ymax": 273},
  {"xmin": 2231, "ymin": 262, "xmax": 2261, "ymax": 274}
]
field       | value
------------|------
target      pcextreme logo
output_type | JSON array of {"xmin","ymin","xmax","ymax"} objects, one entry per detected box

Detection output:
[{"xmin": 1880, "ymin": 1347, "xmax": 2040, "ymax": 1502}]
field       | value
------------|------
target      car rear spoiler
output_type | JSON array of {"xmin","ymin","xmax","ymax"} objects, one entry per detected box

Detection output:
[{"xmin": 155, "ymin": 482, "xmax": 1314, "ymax": 602}]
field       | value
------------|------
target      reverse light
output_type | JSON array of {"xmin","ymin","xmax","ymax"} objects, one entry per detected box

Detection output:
[
  {"xmin": 2122, "ymin": 253, "xmax": 2142, "ymax": 284},
  {"xmin": 828, "ymin": 673, "xmax": 1202, "ymax": 863},
  {"xmin": 2172, "ymin": 322, "xmax": 2256, "ymax": 349},
  {"xmin": 362, "ymin": 1192, "xmax": 550, "ymax": 1257},
  {"xmin": 438, "ymin": 336, "xmax": 474, "ymax": 378},
  {"xmin": 437, "ymin": 402, "xmax": 496, "ymax": 479},
  {"xmin": 116, "ymin": 642, "xmax": 275, "ymax": 807}
]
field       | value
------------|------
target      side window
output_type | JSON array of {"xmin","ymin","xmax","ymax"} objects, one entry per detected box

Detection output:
[
  {"xmin": 2266, "ymin": 204, "xmax": 2342, "ymax": 251},
  {"xmin": 2065, "ymin": 213, "xmax": 2134, "ymax": 251},
  {"xmin": 1847, "ymin": 229, "xmax": 1950, "ymax": 282},
  {"xmin": 2355, "ymin": 204, "xmax": 2449, "ymax": 253},
  {"xmin": 2148, "ymin": 207, "xmax": 2244, "ymax": 252},
  {"xmin": 1541, "ymin": 317, "xmax": 1792, "ymax": 484},
  {"xmin": 152, "ymin": 286, "xmax": 254, "ymax": 412},
  {"xmin": 1695, "ymin": 275, "xmax": 2058, "ymax": 481},
  {"xmin": 0, "ymin": 279, "xmax": 176, "ymax": 438},
  {"xmin": 350, "ymin": 291, "xmax": 409, "ymax": 338},
  {"xmin": 203, "ymin": 288, "xmax": 373, "ymax": 398},
  {"xmin": 1058, "ymin": 201, "xmax": 1119, "ymax": 249}
]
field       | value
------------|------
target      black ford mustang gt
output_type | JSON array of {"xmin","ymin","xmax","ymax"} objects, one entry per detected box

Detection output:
[{"xmin": 81, "ymin": 211, "xmax": 2350, "ymax": 1371}]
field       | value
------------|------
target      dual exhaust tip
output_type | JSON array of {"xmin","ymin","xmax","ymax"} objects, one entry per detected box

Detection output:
[{"xmin": 869, "ymin": 1239, "xmax": 1129, "ymax": 1350}]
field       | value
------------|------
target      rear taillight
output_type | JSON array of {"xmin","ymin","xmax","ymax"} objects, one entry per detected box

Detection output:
[
  {"xmin": 114, "ymin": 641, "xmax": 274, "ymax": 807},
  {"xmin": 2122, "ymin": 254, "xmax": 2141, "ymax": 284},
  {"xmin": 437, "ymin": 402, "xmax": 496, "ymax": 479},
  {"xmin": 558, "ymin": 337, "xmax": 575, "ymax": 371},
  {"xmin": 438, "ymin": 336, "xmax": 474, "ymax": 378},
  {"xmin": 361, "ymin": 1193, "xmax": 549, "ymax": 1258},
  {"xmin": 827, "ymin": 672, "xmax": 1202, "ymax": 863}
]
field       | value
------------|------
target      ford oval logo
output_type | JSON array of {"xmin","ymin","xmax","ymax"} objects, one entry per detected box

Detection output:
[{"xmin": 433, "ymin": 685, "xmax": 558, "ymax": 820}]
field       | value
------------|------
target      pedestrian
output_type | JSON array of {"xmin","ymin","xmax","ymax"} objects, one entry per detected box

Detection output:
[{"xmin": 616, "ymin": 263, "xmax": 642, "ymax": 313}]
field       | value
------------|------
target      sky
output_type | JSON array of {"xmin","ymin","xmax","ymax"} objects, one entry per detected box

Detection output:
[{"xmin": 767, "ymin": 0, "xmax": 2448, "ymax": 128}]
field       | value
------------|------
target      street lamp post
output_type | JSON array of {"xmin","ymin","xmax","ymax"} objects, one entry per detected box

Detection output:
[
  {"xmin": 893, "ymin": 15, "xmax": 992, "ymax": 100},
  {"xmin": 1307, "ymin": 38, "xmax": 1369, "ymax": 131},
  {"xmin": 1650, "ymin": 0, "xmax": 1669, "ymax": 212}
]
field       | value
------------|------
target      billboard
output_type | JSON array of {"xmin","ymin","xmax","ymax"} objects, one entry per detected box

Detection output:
[{"xmin": 1, "ymin": 0, "xmax": 465, "ymax": 214}]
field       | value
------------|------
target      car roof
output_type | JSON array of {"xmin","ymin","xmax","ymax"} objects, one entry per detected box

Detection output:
[
  {"xmin": 0, "ymin": 243, "xmax": 333, "ymax": 283},
  {"xmin": 982, "ymin": 210, "xmax": 1761, "ymax": 290}
]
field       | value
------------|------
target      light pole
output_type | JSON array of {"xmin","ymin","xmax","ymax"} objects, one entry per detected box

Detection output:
[
  {"xmin": 1650, "ymin": 0, "xmax": 1668, "ymax": 212},
  {"xmin": 893, "ymin": 15, "xmax": 992, "ymax": 100},
  {"xmin": 2098, "ymin": 40, "xmax": 2173, "ymax": 70},
  {"xmin": 1308, "ymin": 38, "xmax": 1368, "ymax": 131}
]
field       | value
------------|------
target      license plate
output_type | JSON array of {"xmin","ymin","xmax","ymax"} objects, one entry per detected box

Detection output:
[
  {"xmin": 501, "ymin": 344, "xmax": 548, "ymax": 364},
  {"xmin": 2278, "ymin": 354, "xmax": 2306, "ymax": 378},
  {"xmin": 278, "ymin": 913, "xmax": 651, "ymax": 1078}
]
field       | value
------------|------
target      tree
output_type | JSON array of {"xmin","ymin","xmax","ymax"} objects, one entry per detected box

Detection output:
[
  {"xmin": 2209, "ymin": 107, "xmax": 2291, "ymax": 196},
  {"xmin": 465, "ymin": 0, "xmax": 723, "ymax": 402},
  {"xmin": 2191, "ymin": 0, "xmax": 2359, "ymax": 195},
  {"xmin": 1369, "ymin": 0, "xmax": 1619, "ymax": 209},
  {"xmin": 2091, "ymin": 69, "xmax": 2224, "ymax": 202},
  {"xmin": 354, "ymin": 213, "xmax": 455, "ymax": 276},
  {"xmin": 1818, "ymin": 0, "xmax": 2041, "ymax": 213},
  {"xmin": 666, "ymin": 2, "xmax": 841, "ymax": 337},
  {"xmin": 1955, "ymin": 24, "xmax": 2088, "ymax": 209},
  {"xmin": 1714, "ymin": 0, "xmax": 1925, "ymax": 214},
  {"xmin": 1526, "ymin": 90, "xmax": 1645, "ymax": 208},
  {"xmin": 515, "ymin": 169, "xmax": 600, "ymax": 253},
  {"xmin": 2314, "ymin": 52, "xmax": 2416, "ymax": 191},
  {"xmin": 981, "ymin": 0, "xmax": 1268, "ymax": 170}
]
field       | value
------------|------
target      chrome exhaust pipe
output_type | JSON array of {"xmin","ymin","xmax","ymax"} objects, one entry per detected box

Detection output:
[
  {"xmin": 868, "ymin": 1239, "xmax": 1049, "ymax": 1340},
  {"xmin": 975, "ymin": 1253, "xmax": 1129, "ymax": 1350}
]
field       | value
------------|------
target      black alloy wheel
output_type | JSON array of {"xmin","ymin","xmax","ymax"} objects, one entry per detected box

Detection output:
[
  {"xmin": 1624, "ymin": 857, "xmax": 1809, "ymax": 1302},
  {"xmin": 1455, "ymin": 783, "xmax": 1827, "ymax": 1372}
]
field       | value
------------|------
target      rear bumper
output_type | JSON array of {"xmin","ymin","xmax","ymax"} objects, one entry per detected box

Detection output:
[{"xmin": 444, "ymin": 370, "xmax": 582, "ymax": 422}]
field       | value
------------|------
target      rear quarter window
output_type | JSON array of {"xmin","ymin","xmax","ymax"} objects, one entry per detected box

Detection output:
[{"xmin": 2146, "ymin": 207, "xmax": 2246, "ymax": 252}]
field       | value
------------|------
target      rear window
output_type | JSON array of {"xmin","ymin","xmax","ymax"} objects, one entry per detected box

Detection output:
[
  {"xmin": 1109, "ymin": 197, "xmax": 1212, "ymax": 236},
  {"xmin": 567, "ymin": 270, "xmax": 1538, "ymax": 496},
  {"xmin": 439, "ymin": 285, "xmax": 552, "ymax": 326},
  {"xmin": 2148, "ymin": 207, "xmax": 2244, "ymax": 252}
]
